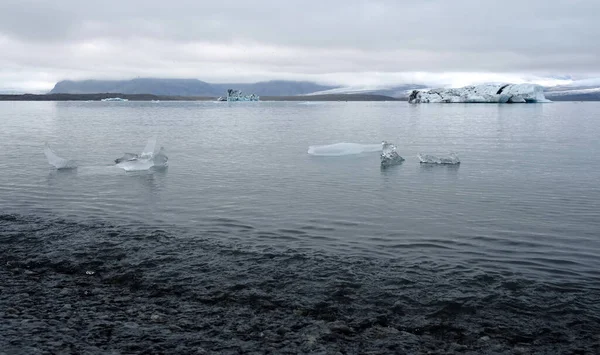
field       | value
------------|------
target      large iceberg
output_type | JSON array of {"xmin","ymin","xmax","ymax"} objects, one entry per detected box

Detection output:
[
  {"xmin": 418, "ymin": 153, "xmax": 460, "ymax": 165},
  {"xmin": 408, "ymin": 83, "xmax": 550, "ymax": 103},
  {"xmin": 307, "ymin": 143, "xmax": 381, "ymax": 156},
  {"xmin": 115, "ymin": 137, "xmax": 169, "ymax": 171},
  {"xmin": 44, "ymin": 143, "xmax": 77, "ymax": 169},
  {"xmin": 380, "ymin": 141, "xmax": 404, "ymax": 167}
]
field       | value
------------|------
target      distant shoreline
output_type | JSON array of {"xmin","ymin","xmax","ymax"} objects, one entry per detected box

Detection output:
[{"xmin": 0, "ymin": 93, "xmax": 400, "ymax": 102}]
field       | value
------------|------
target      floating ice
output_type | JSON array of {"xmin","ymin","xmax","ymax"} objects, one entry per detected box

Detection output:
[
  {"xmin": 418, "ymin": 153, "xmax": 460, "ymax": 165},
  {"xmin": 141, "ymin": 137, "xmax": 157, "ymax": 158},
  {"xmin": 114, "ymin": 153, "xmax": 138, "ymax": 164},
  {"xmin": 115, "ymin": 137, "xmax": 168, "ymax": 171},
  {"xmin": 380, "ymin": 141, "xmax": 404, "ymax": 167},
  {"xmin": 408, "ymin": 83, "xmax": 550, "ymax": 104},
  {"xmin": 218, "ymin": 89, "xmax": 259, "ymax": 102},
  {"xmin": 307, "ymin": 143, "xmax": 382, "ymax": 156},
  {"xmin": 44, "ymin": 143, "xmax": 77, "ymax": 169},
  {"xmin": 152, "ymin": 147, "xmax": 169, "ymax": 167},
  {"xmin": 116, "ymin": 158, "xmax": 156, "ymax": 172},
  {"xmin": 101, "ymin": 97, "xmax": 129, "ymax": 102}
]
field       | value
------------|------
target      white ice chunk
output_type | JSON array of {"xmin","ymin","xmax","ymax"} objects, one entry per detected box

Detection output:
[
  {"xmin": 115, "ymin": 159, "xmax": 155, "ymax": 172},
  {"xmin": 152, "ymin": 147, "xmax": 169, "ymax": 168},
  {"xmin": 418, "ymin": 153, "xmax": 460, "ymax": 165},
  {"xmin": 307, "ymin": 143, "xmax": 382, "ymax": 156},
  {"xmin": 101, "ymin": 97, "xmax": 129, "ymax": 102},
  {"xmin": 380, "ymin": 141, "xmax": 404, "ymax": 167},
  {"xmin": 115, "ymin": 137, "xmax": 168, "ymax": 171},
  {"xmin": 408, "ymin": 83, "xmax": 550, "ymax": 104},
  {"xmin": 141, "ymin": 137, "xmax": 157, "ymax": 158},
  {"xmin": 44, "ymin": 143, "xmax": 77, "ymax": 169}
]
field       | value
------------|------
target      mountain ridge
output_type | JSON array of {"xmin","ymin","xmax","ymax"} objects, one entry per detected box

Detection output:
[{"xmin": 50, "ymin": 78, "xmax": 339, "ymax": 96}]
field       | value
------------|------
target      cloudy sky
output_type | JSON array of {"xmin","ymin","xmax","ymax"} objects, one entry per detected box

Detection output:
[{"xmin": 1, "ymin": 0, "xmax": 599, "ymax": 92}]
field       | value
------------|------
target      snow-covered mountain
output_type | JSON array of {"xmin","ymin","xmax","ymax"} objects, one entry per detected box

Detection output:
[
  {"xmin": 305, "ymin": 84, "xmax": 427, "ymax": 98},
  {"xmin": 544, "ymin": 79, "xmax": 600, "ymax": 101}
]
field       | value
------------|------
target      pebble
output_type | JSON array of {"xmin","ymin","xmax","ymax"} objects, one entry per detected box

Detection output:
[{"xmin": 328, "ymin": 321, "xmax": 353, "ymax": 335}]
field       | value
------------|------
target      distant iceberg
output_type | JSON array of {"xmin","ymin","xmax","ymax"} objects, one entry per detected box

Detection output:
[
  {"xmin": 101, "ymin": 97, "xmax": 129, "ymax": 102},
  {"xmin": 380, "ymin": 141, "xmax": 404, "ymax": 167},
  {"xmin": 115, "ymin": 137, "xmax": 168, "ymax": 171},
  {"xmin": 418, "ymin": 153, "xmax": 460, "ymax": 165},
  {"xmin": 218, "ymin": 89, "xmax": 259, "ymax": 102},
  {"xmin": 408, "ymin": 83, "xmax": 550, "ymax": 103},
  {"xmin": 44, "ymin": 143, "xmax": 77, "ymax": 169},
  {"xmin": 307, "ymin": 143, "xmax": 381, "ymax": 156}
]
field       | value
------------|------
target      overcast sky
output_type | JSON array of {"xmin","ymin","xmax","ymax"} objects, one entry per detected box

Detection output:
[{"xmin": 1, "ymin": 0, "xmax": 599, "ymax": 92}]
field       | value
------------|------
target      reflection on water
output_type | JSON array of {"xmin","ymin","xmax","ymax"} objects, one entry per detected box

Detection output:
[
  {"xmin": 418, "ymin": 163, "xmax": 461, "ymax": 173},
  {"xmin": 122, "ymin": 168, "xmax": 168, "ymax": 196},
  {"xmin": 47, "ymin": 167, "xmax": 78, "ymax": 180}
]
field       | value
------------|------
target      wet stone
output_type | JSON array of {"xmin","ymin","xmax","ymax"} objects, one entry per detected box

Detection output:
[
  {"xmin": 328, "ymin": 321, "xmax": 353, "ymax": 335},
  {"xmin": 2, "ymin": 214, "xmax": 599, "ymax": 354}
]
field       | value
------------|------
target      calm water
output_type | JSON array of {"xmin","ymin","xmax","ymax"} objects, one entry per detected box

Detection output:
[
  {"xmin": 1, "ymin": 101, "xmax": 599, "ymax": 282},
  {"xmin": 2, "ymin": 100, "xmax": 600, "ymax": 353}
]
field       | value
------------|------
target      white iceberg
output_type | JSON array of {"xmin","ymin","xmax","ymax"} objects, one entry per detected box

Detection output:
[
  {"xmin": 380, "ymin": 141, "xmax": 404, "ymax": 167},
  {"xmin": 307, "ymin": 143, "xmax": 382, "ymax": 156},
  {"xmin": 408, "ymin": 83, "xmax": 550, "ymax": 104},
  {"xmin": 101, "ymin": 97, "xmax": 129, "ymax": 102},
  {"xmin": 115, "ymin": 137, "xmax": 168, "ymax": 171},
  {"xmin": 418, "ymin": 153, "xmax": 460, "ymax": 165},
  {"xmin": 44, "ymin": 143, "xmax": 77, "ymax": 169}
]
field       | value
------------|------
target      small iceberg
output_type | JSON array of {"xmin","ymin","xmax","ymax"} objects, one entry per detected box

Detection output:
[
  {"xmin": 44, "ymin": 143, "xmax": 77, "ymax": 169},
  {"xmin": 115, "ymin": 137, "xmax": 169, "ymax": 171},
  {"xmin": 101, "ymin": 97, "xmax": 129, "ymax": 102},
  {"xmin": 380, "ymin": 141, "xmax": 404, "ymax": 168},
  {"xmin": 307, "ymin": 143, "xmax": 381, "ymax": 156},
  {"xmin": 218, "ymin": 89, "xmax": 259, "ymax": 102},
  {"xmin": 418, "ymin": 153, "xmax": 460, "ymax": 165}
]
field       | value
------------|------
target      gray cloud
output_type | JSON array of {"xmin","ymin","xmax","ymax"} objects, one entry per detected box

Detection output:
[{"xmin": 1, "ymin": 0, "xmax": 599, "ymax": 91}]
